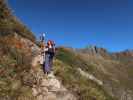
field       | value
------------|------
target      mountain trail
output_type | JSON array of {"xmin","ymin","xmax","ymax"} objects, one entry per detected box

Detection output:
[{"xmin": 31, "ymin": 54, "xmax": 76, "ymax": 100}]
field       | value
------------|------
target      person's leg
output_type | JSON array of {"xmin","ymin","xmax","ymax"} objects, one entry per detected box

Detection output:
[
  {"xmin": 49, "ymin": 55, "xmax": 54, "ymax": 72},
  {"xmin": 45, "ymin": 54, "xmax": 50, "ymax": 74},
  {"xmin": 42, "ymin": 54, "xmax": 46, "ymax": 74},
  {"xmin": 43, "ymin": 61, "xmax": 45, "ymax": 73}
]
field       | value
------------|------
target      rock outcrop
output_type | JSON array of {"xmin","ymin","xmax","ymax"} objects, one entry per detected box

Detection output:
[
  {"xmin": 77, "ymin": 68, "xmax": 103, "ymax": 86},
  {"xmin": 77, "ymin": 45, "xmax": 110, "ymax": 59}
]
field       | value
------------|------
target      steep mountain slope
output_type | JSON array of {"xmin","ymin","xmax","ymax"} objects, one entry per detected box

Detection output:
[
  {"xmin": 0, "ymin": 0, "xmax": 35, "ymax": 41},
  {"xmin": 0, "ymin": 0, "xmax": 37, "ymax": 99},
  {"xmin": 0, "ymin": 0, "xmax": 132, "ymax": 100},
  {"xmin": 54, "ymin": 47, "xmax": 116, "ymax": 100},
  {"xmin": 0, "ymin": 1, "xmax": 79, "ymax": 100},
  {"xmin": 60, "ymin": 46, "xmax": 133, "ymax": 100},
  {"xmin": 0, "ymin": 34, "xmax": 38, "ymax": 100}
]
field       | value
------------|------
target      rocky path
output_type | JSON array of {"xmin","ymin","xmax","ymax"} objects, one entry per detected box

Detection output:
[{"xmin": 31, "ymin": 55, "xmax": 76, "ymax": 100}]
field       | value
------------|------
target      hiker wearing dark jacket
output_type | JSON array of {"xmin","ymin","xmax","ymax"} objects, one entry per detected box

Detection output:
[{"xmin": 43, "ymin": 40, "xmax": 55, "ymax": 74}]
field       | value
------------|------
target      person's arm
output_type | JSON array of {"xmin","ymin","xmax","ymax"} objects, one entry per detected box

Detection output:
[
  {"xmin": 45, "ymin": 48, "xmax": 48, "ymax": 51},
  {"xmin": 44, "ymin": 46, "xmax": 49, "ymax": 51}
]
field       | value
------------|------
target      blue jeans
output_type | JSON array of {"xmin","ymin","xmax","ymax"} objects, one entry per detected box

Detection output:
[{"xmin": 43, "ymin": 53, "xmax": 53, "ymax": 73}]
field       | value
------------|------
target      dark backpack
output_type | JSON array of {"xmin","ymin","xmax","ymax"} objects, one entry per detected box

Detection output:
[{"xmin": 47, "ymin": 46, "xmax": 55, "ymax": 56}]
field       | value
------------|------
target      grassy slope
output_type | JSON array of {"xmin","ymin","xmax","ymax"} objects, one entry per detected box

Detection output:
[
  {"xmin": 54, "ymin": 47, "xmax": 116, "ymax": 100},
  {"xmin": 0, "ymin": 36, "xmax": 35, "ymax": 100},
  {"xmin": 0, "ymin": 0, "xmax": 35, "ymax": 41},
  {"xmin": 0, "ymin": 0, "xmax": 36, "ymax": 99}
]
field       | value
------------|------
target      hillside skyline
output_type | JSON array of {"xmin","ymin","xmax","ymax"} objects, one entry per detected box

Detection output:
[{"xmin": 8, "ymin": 0, "xmax": 132, "ymax": 52}]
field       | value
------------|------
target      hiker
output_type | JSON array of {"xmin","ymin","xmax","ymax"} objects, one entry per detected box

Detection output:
[
  {"xmin": 39, "ymin": 33, "xmax": 45, "ymax": 65},
  {"xmin": 43, "ymin": 40, "xmax": 55, "ymax": 74}
]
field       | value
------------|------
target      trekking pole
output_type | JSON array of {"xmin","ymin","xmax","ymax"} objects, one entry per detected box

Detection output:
[
  {"xmin": 40, "ymin": 33, "xmax": 46, "ymax": 65},
  {"xmin": 42, "ymin": 33, "xmax": 46, "ymax": 61}
]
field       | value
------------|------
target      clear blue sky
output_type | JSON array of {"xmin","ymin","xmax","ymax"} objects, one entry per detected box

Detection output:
[{"xmin": 8, "ymin": 0, "xmax": 132, "ymax": 52}]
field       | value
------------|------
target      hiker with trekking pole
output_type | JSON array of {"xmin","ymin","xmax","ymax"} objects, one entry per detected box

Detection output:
[
  {"xmin": 40, "ymin": 33, "xmax": 45, "ymax": 65},
  {"xmin": 40, "ymin": 33, "xmax": 56, "ymax": 75}
]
